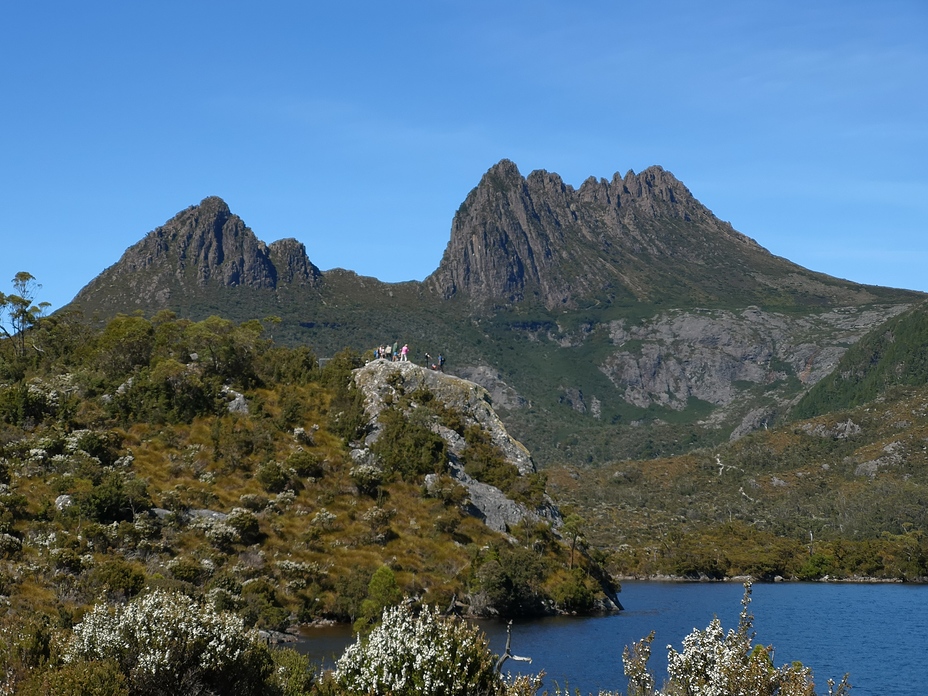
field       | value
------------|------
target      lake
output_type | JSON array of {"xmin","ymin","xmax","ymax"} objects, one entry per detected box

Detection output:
[{"xmin": 298, "ymin": 581, "xmax": 928, "ymax": 695}]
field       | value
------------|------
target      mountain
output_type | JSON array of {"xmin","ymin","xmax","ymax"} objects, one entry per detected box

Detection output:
[
  {"xmin": 66, "ymin": 161, "xmax": 924, "ymax": 464},
  {"xmin": 427, "ymin": 160, "xmax": 884, "ymax": 309},
  {"xmin": 72, "ymin": 196, "xmax": 321, "ymax": 317}
]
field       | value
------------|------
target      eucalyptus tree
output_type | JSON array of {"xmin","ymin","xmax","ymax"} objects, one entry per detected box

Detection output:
[{"xmin": 0, "ymin": 272, "xmax": 49, "ymax": 356}]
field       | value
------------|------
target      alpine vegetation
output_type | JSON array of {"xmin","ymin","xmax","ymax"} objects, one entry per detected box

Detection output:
[
  {"xmin": 619, "ymin": 583, "xmax": 850, "ymax": 696},
  {"xmin": 63, "ymin": 589, "xmax": 276, "ymax": 695},
  {"xmin": 332, "ymin": 604, "xmax": 515, "ymax": 696}
]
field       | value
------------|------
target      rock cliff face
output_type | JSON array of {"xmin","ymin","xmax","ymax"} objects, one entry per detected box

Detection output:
[
  {"xmin": 72, "ymin": 197, "xmax": 321, "ymax": 313},
  {"xmin": 597, "ymin": 304, "xmax": 912, "ymax": 438},
  {"xmin": 425, "ymin": 160, "xmax": 879, "ymax": 310},
  {"xmin": 351, "ymin": 360, "xmax": 557, "ymax": 533}
]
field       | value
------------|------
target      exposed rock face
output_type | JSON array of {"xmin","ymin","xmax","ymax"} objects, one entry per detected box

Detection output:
[
  {"xmin": 592, "ymin": 304, "xmax": 911, "ymax": 437},
  {"xmin": 426, "ymin": 160, "xmax": 882, "ymax": 310},
  {"xmin": 72, "ymin": 197, "xmax": 320, "ymax": 313},
  {"xmin": 269, "ymin": 238, "xmax": 321, "ymax": 286},
  {"xmin": 351, "ymin": 360, "xmax": 557, "ymax": 533},
  {"xmin": 452, "ymin": 365, "xmax": 528, "ymax": 411},
  {"xmin": 353, "ymin": 359, "xmax": 535, "ymax": 475}
]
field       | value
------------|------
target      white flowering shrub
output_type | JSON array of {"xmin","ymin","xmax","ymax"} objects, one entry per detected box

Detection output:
[
  {"xmin": 349, "ymin": 462, "xmax": 382, "ymax": 496},
  {"xmin": 311, "ymin": 508, "xmax": 337, "ymax": 530},
  {"xmin": 663, "ymin": 583, "xmax": 817, "ymax": 696},
  {"xmin": 0, "ymin": 532, "xmax": 22, "ymax": 559},
  {"xmin": 64, "ymin": 589, "xmax": 273, "ymax": 695},
  {"xmin": 334, "ymin": 604, "xmax": 506, "ymax": 696}
]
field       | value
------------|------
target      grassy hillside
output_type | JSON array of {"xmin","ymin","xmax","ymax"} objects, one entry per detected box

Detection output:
[
  {"xmin": 550, "ymin": 381, "xmax": 928, "ymax": 581},
  {"xmin": 0, "ymin": 306, "xmax": 613, "ymax": 659}
]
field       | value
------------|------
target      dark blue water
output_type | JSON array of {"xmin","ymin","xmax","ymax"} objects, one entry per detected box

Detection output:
[{"xmin": 298, "ymin": 581, "xmax": 928, "ymax": 695}]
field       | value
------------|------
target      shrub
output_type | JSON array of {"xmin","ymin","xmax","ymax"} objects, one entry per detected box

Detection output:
[
  {"xmin": 89, "ymin": 558, "xmax": 146, "ymax": 599},
  {"xmin": 551, "ymin": 569, "xmax": 596, "ymax": 614},
  {"xmin": 621, "ymin": 582, "xmax": 850, "ymax": 696},
  {"xmin": 334, "ymin": 605, "xmax": 505, "ymax": 696},
  {"xmin": 353, "ymin": 565, "xmax": 402, "ymax": 632},
  {"xmin": 349, "ymin": 462, "xmax": 382, "ymax": 497},
  {"xmin": 226, "ymin": 507, "xmax": 262, "ymax": 545},
  {"xmin": 20, "ymin": 658, "xmax": 127, "ymax": 696},
  {"xmin": 269, "ymin": 647, "xmax": 316, "ymax": 696},
  {"xmin": 287, "ymin": 450, "xmax": 324, "ymax": 478},
  {"xmin": 372, "ymin": 408, "xmax": 446, "ymax": 481},
  {"xmin": 257, "ymin": 461, "xmax": 290, "ymax": 493},
  {"xmin": 0, "ymin": 613, "xmax": 53, "ymax": 691},
  {"xmin": 64, "ymin": 589, "xmax": 273, "ymax": 696},
  {"xmin": 475, "ymin": 545, "xmax": 548, "ymax": 617}
]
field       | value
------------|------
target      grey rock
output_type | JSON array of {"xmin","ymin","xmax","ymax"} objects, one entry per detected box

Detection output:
[
  {"xmin": 596, "ymin": 305, "xmax": 909, "ymax": 438},
  {"xmin": 354, "ymin": 359, "xmax": 536, "ymax": 475},
  {"xmin": 187, "ymin": 509, "xmax": 228, "ymax": 522},
  {"xmin": 54, "ymin": 494, "xmax": 73, "ymax": 511},
  {"xmin": 447, "ymin": 462, "xmax": 532, "ymax": 533},
  {"xmin": 223, "ymin": 386, "xmax": 249, "ymax": 414},
  {"xmin": 453, "ymin": 365, "xmax": 528, "ymax": 410},
  {"xmin": 352, "ymin": 360, "xmax": 560, "ymax": 533}
]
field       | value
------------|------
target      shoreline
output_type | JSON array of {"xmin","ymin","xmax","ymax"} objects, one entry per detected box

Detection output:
[{"xmin": 614, "ymin": 573, "xmax": 928, "ymax": 584}]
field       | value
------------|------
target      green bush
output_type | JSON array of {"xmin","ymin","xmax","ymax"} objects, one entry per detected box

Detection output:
[
  {"xmin": 287, "ymin": 450, "xmax": 325, "ymax": 478},
  {"xmin": 269, "ymin": 647, "xmax": 316, "ymax": 696},
  {"xmin": 372, "ymin": 408, "xmax": 446, "ymax": 481},
  {"xmin": 257, "ymin": 461, "xmax": 290, "ymax": 493},
  {"xmin": 461, "ymin": 425, "xmax": 518, "ymax": 492},
  {"xmin": 21, "ymin": 658, "xmax": 128, "ymax": 696},
  {"xmin": 353, "ymin": 565, "xmax": 402, "ymax": 632},
  {"xmin": 475, "ymin": 545, "xmax": 548, "ymax": 617},
  {"xmin": 89, "ymin": 558, "xmax": 146, "ymax": 599},
  {"xmin": 551, "ymin": 569, "xmax": 596, "ymax": 613}
]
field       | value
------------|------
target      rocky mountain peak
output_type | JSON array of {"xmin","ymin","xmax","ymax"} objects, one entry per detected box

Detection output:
[
  {"xmin": 72, "ymin": 197, "xmax": 320, "ymax": 315},
  {"xmin": 269, "ymin": 238, "xmax": 322, "ymax": 286},
  {"xmin": 425, "ymin": 159, "xmax": 838, "ymax": 309}
]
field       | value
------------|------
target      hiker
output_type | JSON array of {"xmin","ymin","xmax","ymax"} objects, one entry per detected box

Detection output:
[
  {"xmin": 400, "ymin": 344, "xmax": 409, "ymax": 361},
  {"xmin": 438, "ymin": 354, "xmax": 445, "ymax": 372}
]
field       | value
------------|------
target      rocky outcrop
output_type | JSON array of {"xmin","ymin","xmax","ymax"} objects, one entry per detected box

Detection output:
[
  {"xmin": 351, "ymin": 360, "xmax": 556, "ymax": 532},
  {"xmin": 452, "ymin": 365, "xmax": 528, "ymax": 411},
  {"xmin": 353, "ymin": 359, "xmax": 535, "ymax": 475},
  {"xmin": 269, "ymin": 238, "xmax": 322, "ymax": 286}
]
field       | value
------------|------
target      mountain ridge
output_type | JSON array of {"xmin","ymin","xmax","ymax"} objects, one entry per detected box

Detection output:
[
  {"xmin": 71, "ymin": 159, "xmax": 917, "ymax": 321},
  {"xmin": 63, "ymin": 160, "xmax": 925, "ymax": 464}
]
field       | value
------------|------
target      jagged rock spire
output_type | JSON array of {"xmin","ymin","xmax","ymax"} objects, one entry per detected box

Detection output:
[{"xmin": 426, "ymin": 160, "xmax": 770, "ymax": 309}]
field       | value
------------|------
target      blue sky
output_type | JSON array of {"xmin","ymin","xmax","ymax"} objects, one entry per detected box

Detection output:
[{"xmin": 2, "ymin": 1, "xmax": 926, "ymax": 311}]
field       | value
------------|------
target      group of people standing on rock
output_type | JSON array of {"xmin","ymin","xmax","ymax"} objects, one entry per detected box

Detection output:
[
  {"xmin": 374, "ymin": 342, "xmax": 409, "ymax": 362},
  {"xmin": 371, "ymin": 342, "xmax": 445, "ymax": 372}
]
